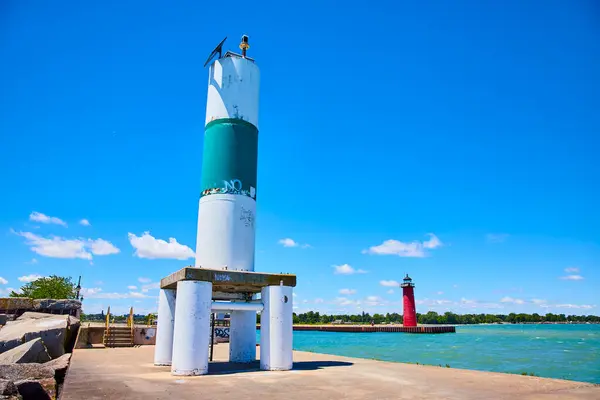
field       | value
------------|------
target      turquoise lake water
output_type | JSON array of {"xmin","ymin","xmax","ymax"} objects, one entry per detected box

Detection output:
[{"xmin": 277, "ymin": 325, "xmax": 600, "ymax": 384}]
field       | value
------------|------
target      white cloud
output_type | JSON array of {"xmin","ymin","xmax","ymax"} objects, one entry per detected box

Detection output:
[
  {"xmin": 333, "ymin": 264, "xmax": 367, "ymax": 275},
  {"xmin": 334, "ymin": 297, "xmax": 359, "ymax": 306},
  {"xmin": 127, "ymin": 285, "xmax": 138, "ymax": 290},
  {"xmin": 278, "ymin": 238, "xmax": 298, "ymax": 247},
  {"xmin": 460, "ymin": 298, "xmax": 477, "ymax": 306},
  {"xmin": 0, "ymin": 277, "xmax": 7, "ymax": 285},
  {"xmin": 81, "ymin": 287, "xmax": 152, "ymax": 299},
  {"xmin": 81, "ymin": 287, "xmax": 102, "ymax": 295},
  {"xmin": 379, "ymin": 280, "xmax": 399, "ymax": 287},
  {"xmin": 362, "ymin": 234, "xmax": 442, "ymax": 257},
  {"xmin": 365, "ymin": 296, "xmax": 383, "ymax": 306},
  {"xmin": 129, "ymin": 292, "xmax": 150, "ymax": 299},
  {"xmin": 531, "ymin": 299, "xmax": 547, "ymax": 305},
  {"xmin": 138, "ymin": 277, "xmax": 152, "ymax": 283},
  {"xmin": 14, "ymin": 231, "xmax": 119, "ymax": 260},
  {"xmin": 555, "ymin": 304, "xmax": 595, "ymax": 309},
  {"xmin": 314, "ymin": 298, "xmax": 324, "ymax": 304},
  {"xmin": 16, "ymin": 231, "xmax": 90, "ymax": 259},
  {"xmin": 486, "ymin": 233, "xmax": 509, "ymax": 243},
  {"xmin": 387, "ymin": 289, "xmax": 394, "ymax": 294},
  {"xmin": 18, "ymin": 274, "xmax": 43, "ymax": 283},
  {"xmin": 416, "ymin": 298, "xmax": 454, "ymax": 307},
  {"xmin": 29, "ymin": 258, "xmax": 38, "ymax": 264},
  {"xmin": 2, "ymin": 287, "xmax": 21, "ymax": 295},
  {"xmin": 29, "ymin": 212, "xmax": 67, "ymax": 227},
  {"xmin": 88, "ymin": 238, "xmax": 120, "ymax": 255},
  {"xmin": 436, "ymin": 291, "xmax": 444, "ymax": 295},
  {"xmin": 79, "ymin": 219, "xmax": 91, "ymax": 226},
  {"xmin": 564, "ymin": 267, "xmax": 579, "ymax": 273},
  {"xmin": 500, "ymin": 296, "xmax": 525, "ymax": 305},
  {"xmin": 423, "ymin": 234, "xmax": 442, "ymax": 249},
  {"xmin": 560, "ymin": 275, "xmax": 584, "ymax": 281},
  {"xmin": 277, "ymin": 238, "xmax": 310, "ymax": 248},
  {"xmin": 339, "ymin": 288, "xmax": 356, "ymax": 295},
  {"xmin": 128, "ymin": 232, "xmax": 195, "ymax": 260},
  {"xmin": 141, "ymin": 282, "xmax": 160, "ymax": 293}
]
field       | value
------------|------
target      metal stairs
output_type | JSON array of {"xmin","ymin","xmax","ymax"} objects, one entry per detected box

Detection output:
[
  {"xmin": 103, "ymin": 306, "xmax": 135, "ymax": 348},
  {"xmin": 103, "ymin": 326, "xmax": 134, "ymax": 347}
]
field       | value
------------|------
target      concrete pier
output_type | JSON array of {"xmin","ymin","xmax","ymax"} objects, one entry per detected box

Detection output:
[
  {"xmin": 61, "ymin": 345, "xmax": 600, "ymax": 400},
  {"xmin": 292, "ymin": 324, "xmax": 456, "ymax": 333}
]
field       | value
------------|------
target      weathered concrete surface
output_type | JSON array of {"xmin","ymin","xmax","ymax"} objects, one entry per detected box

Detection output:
[
  {"xmin": 45, "ymin": 353, "xmax": 72, "ymax": 386},
  {"xmin": 16, "ymin": 312, "xmax": 59, "ymax": 320},
  {"xmin": 75, "ymin": 325, "xmax": 156, "ymax": 348},
  {"xmin": 0, "ymin": 338, "xmax": 51, "ymax": 364},
  {"xmin": 0, "ymin": 363, "xmax": 54, "ymax": 381},
  {"xmin": 160, "ymin": 267, "xmax": 296, "ymax": 293},
  {"xmin": 0, "ymin": 314, "xmax": 79, "ymax": 358},
  {"xmin": 61, "ymin": 345, "xmax": 600, "ymax": 400},
  {"xmin": 0, "ymin": 298, "xmax": 34, "ymax": 312},
  {"xmin": 45, "ymin": 353, "xmax": 71, "ymax": 373},
  {"xmin": 33, "ymin": 299, "xmax": 81, "ymax": 312}
]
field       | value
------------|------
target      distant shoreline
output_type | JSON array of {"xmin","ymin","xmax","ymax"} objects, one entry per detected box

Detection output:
[{"xmin": 290, "ymin": 322, "xmax": 600, "ymax": 327}]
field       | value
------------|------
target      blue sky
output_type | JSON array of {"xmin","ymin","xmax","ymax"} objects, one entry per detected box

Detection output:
[{"xmin": 1, "ymin": 1, "xmax": 598, "ymax": 316}]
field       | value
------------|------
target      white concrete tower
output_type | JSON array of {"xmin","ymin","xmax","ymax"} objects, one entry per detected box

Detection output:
[
  {"xmin": 195, "ymin": 35, "xmax": 260, "ymax": 363},
  {"xmin": 195, "ymin": 35, "xmax": 260, "ymax": 273}
]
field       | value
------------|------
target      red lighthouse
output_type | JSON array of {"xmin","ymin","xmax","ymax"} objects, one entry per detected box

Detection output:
[{"xmin": 401, "ymin": 274, "xmax": 417, "ymax": 327}]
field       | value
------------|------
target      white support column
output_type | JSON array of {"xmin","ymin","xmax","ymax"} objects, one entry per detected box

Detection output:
[
  {"xmin": 154, "ymin": 288, "xmax": 176, "ymax": 366},
  {"xmin": 171, "ymin": 281, "xmax": 213, "ymax": 376},
  {"xmin": 229, "ymin": 310, "xmax": 256, "ymax": 363},
  {"xmin": 260, "ymin": 285, "xmax": 293, "ymax": 371}
]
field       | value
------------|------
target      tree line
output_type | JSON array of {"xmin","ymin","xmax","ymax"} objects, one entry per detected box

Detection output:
[
  {"xmin": 81, "ymin": 312, "xmax": 153, "ymax": 324},
  {"xmin": 291, "ymin": 311, "xmax": 600, "ymax": 325},
  {"xmin": 82, "ymin": 310, "xmax": 600, "ymax": 325}
]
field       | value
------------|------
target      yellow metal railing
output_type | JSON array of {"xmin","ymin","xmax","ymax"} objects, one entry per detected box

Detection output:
[
  {"xmin": 105, "ymin": 306, "xmax": 111, "ymax": 336},
  {"xmin": 127, "ymin": 307, "xmax": 134, "ymax": 345},
  {"xmin": 146, "ymin": 313, "xmax": 156, "ymax": 326}
]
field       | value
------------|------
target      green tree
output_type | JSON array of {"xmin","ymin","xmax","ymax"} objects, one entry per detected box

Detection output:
[{"xmin": 10, "ymin": 275, "xmax": 77, "ymax": 299}]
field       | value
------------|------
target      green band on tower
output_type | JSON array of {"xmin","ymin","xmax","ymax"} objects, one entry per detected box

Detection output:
[{"xmin": 200, "ymin": 118, "xmax": 258, "ymax": 199}]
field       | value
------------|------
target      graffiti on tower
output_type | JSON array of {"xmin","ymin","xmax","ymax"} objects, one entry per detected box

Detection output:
[{"xmin": 201, "ymin": 178, "xmax": 256, "ymax": 199}]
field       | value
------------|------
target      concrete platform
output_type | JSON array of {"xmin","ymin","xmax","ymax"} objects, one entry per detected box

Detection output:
[
  {"xmin": 160, "ymin": 267, "xmax": 296, "ymax": 299},
  {"xmin": 60, "ymin": 345, "xmax": 600, "ymax": 399}
]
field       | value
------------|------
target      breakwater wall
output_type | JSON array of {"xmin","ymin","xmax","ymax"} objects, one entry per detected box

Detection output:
[{"xmin": 291, "ymin": 325, "xmax": 456, "ymax": 334}]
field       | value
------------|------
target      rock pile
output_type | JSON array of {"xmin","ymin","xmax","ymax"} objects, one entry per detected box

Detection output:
[{"xmin": 0, "ymin": 312, "xmax": 79, "ymax": 399}]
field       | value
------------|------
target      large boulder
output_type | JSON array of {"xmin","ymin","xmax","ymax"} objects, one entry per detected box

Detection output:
[
  {"xmin": 0, "ymin": 364, "xmax": 54, "ymax": 381},
  {"xmin": 44, "ymin": 353, "xmax": 71, "ymax": 385},
  {"xmin": 16, "ymin": 312, "xmax": 56, "ymax": 321},
  {"xmin": 0, "ymin": 298, "xmax": 34, "ymax": 313},
  {"xmin": 33, "ymin": 299, "xmax": 81, "ymax": 313},
  {"xmin": 44, "ymin": 353, "xmax": 70, "ymax": 374},
  {"xmin": 0, "ymin": 379, "xmax": 17, "ymax": 396},
  {"xmin": 0, "ymin": 315, "xmax": 7, "ymax": 326},
  {"xmin": 0, "ymin": 314, "xmax": 79, "ymax": 358},
  {"xmin": 0, "ymin": 338, "xmax": 51, "ymax": 364},
  {"xmin": 0, "ymin": 364, "xmax": 57, "ymax": 399},
  {"xmin": 15, "ymin": 378, "xmax": 55, "ymax": 399}
]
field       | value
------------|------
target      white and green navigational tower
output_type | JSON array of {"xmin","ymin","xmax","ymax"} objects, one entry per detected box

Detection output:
[
  {"xmin": 154, "ymin": 38, "xmax": 295, "ymax": 371},
  {"xmin": 195, "ymin": 35, "xmax": 260, "ymax": 273}
]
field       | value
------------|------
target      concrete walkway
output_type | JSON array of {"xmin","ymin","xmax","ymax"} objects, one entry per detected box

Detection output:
[{"xmin": 61, "ymin": 345, "xmax": 599, "ymax": 400}]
